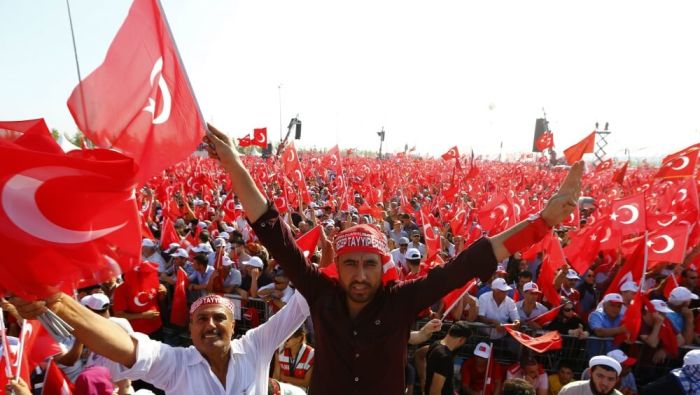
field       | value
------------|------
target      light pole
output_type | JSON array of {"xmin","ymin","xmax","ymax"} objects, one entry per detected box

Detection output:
[{"xmin": 377, "ymin": 127, "xmax": 385, "ymax": 159}]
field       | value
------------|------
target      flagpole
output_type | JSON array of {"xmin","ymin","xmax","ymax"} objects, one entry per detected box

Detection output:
[
  {"xmin": 65, "ymin": 0, "xmax": 91, "ymax": 133},
  {"xmin": 155, "ymin": 0, "xmax": 206, "ymax": 129},
  {"xmin": 441, "ymin": 282, "xmax": 476, "ymax": 321},
  {"xmin": 0, "ymin": 308, "xmax": 13, "ymax": 379},
  {"xmin": 641, "ymin": 230, "xmax": 649, "ymax": 290},
  {"xmin": 13, "ymin": 323, "xmax": 28, "ymax": 384},
  {"xmin": 481, "ymin": 342, "xmax": 493, "ymax": 395}
]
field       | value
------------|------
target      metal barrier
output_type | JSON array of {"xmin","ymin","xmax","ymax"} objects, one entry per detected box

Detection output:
[
  {"xmin": 223, "ymin": 294, "xmax": 273, "ymax": 338},
  {"xmin": 411, "ymin": 318, "xmax": 700, "ymax": 387}
]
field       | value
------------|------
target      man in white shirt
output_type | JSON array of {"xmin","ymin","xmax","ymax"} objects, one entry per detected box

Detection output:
[
  {"xmin": 390, "ymin": 237, "xmax": 410, "ymax": 272},
  {"xmin": 477, "ymin": 278, "xmax": 520, "ymax": 339},
  {"xmin": 11, "ymin": 290, "xmax": 310, "ymax": 395},
  {"xmin": 408, "ymin": 229, "xmax": 427, "ymax": 259},
  {"xmin": 141, "ymin": 238, "xmax": 166, "ymax": 271}
]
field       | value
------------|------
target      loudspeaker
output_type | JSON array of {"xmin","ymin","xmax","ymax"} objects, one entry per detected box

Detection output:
[
  {"xmin": 262, "ymin": 143, "xmax": 272, "ymax": 158},
  {"xmin": 294, "ymin": 122, "xmax": 302, "ymax": 140},
  {"xmin": 532, "ymin": 118, "xmax": 548, "ymax": 152}
]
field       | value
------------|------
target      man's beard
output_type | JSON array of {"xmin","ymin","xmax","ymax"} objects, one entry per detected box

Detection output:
[{"xmin": 589, "ymin": 380, "xmax": 616, "ymax": 395}]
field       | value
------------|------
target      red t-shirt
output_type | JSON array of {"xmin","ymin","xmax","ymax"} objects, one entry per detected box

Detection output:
[
  {"xmin": 460, "ymin": 358, "xmax": 504, "ymax": 395},
  {"xmin": 112, "ymin": 282, "xmax": 162, "ymax": 334}
]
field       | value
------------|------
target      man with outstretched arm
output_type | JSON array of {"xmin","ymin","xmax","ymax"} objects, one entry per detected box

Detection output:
[
  {"xmin": 11, "ymin": 289, "xmax": 309, "ymax": 394},
  {"xmin": 205, "ymin": 124, "xmax": 583, "ymax": 395}
]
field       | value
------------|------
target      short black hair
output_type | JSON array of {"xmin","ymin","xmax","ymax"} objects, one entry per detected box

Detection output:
[
  {"xmin": 193, "ymin": 254, "xmax": 208, "ymax": 266},
  {"xmin": 502, "ymin": 378, "xmax": 535, "ymax": 395},
  {"xmin": 447, "ymin": 321, "xmax": 471, "ymax": 339},
  {"xmin": 518, "ymin": 270, "xmax": 533, "ymax": 279}
]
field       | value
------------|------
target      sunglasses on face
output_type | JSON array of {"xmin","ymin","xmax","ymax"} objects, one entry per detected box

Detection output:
[{"xmin": 563, "ymin": 308, "xmax": 574, "ymax": 312}]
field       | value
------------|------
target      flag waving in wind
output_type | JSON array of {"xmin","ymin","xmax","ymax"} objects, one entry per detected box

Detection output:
[{"xmin": 67, "ymin": 0, "xmax": 205, "ymax": 184}]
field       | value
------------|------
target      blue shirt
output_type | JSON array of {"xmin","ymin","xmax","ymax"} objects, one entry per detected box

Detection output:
[
  {"xmin": 666, "ymin": 311, "xmax": 684, "ymax": 334},
  {"xmin": 587, "ymin": 310, "xmax": 623, "ymax": 355}
]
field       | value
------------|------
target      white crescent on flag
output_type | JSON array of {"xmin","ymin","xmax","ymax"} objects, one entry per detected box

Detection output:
[
  {"xmin": 648, "ymin": 235, "xmax": 674, "ymax": 254},
  {"xmin": 1, "ymin": 166, "xmax": 128, "ymax": 244}
]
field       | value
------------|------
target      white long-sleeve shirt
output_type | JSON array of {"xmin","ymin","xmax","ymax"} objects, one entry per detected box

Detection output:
[{"xmin": 113, "ymin": 291, "xmax": 310, "ymax": 394}]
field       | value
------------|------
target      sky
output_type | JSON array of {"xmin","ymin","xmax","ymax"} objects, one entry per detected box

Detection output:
[{"xmin": 1, "ymin": 0, "xmax": 700, "ymax": 161}]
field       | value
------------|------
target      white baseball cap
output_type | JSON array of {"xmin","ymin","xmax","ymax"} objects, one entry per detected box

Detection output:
[
  {"xmin": 242, "ymin": 256, "xmax": 264, "ymax": 269},
  {"xmin": 165, "ymin": 242, "xmax": 181, "ymax": 253},
  {"xmin": 669, "ymin": 286, "xmax": 699, "ymax": 305},
  {"xmin": 225, "ymin": 226, "xmax": 235, "ymax": 233},
  {"xmin": 213, "ymin": 238, "xmax": 227, "ymax": 248},
  {"xmin": 141, "ymin": 239, "xmax": 156, "ymax": 248},
  {"xmin": 589, "ymin": 355, "xmax": 621, "ymax": 375},
  {"xmin": 649, "ymin": 299, "xmax": 674, "ymax": 314},
  {"xmin": 473, "ymin": 342, "xmax": 491, "ymax": 359},
  {"xmin": 566, "ymin": 269, "xmax": 580, "ymax": 280},
  {"xmin": 602, "ymin": 293, "xmax": 624, "ymax": 304},
  {"xmin": 406, "ymin": 248, "xmax": 422, "ymax": 261},
  {"xmin": 171, "ymin": 248, "xmax": 189, "ymax": 259},
  {"xmin": 684, "ymin": 349, "xmax": 700, "ymax": 366},
  {"xmin": 80, "ymin": 294, "xmax": 110, "ymax": 311},
  {"xmin": 606, "ymin": 349, "xmax": 636, "ymax": 367},
  {"xmin": 496, "ymin": 265, "xmax": 507, "ymax": 274},
  {"xmin": 193, "ymin": 243, "xmax": 213, "ymax": 254},
  {"xmin": 219, "ymin": 232, "xmax": 230, "ymax": 240},
  {"xmin": 620, "ymin": 281, "xmax": 639, "ymax": 293},
  {"xmin": 491, "ymin": 278, "xmax": 512, "ymax": 292},
  {"xmin": 523, "ymin": 282, "xmax": 542, "ymax": 294},
  {"xmin": 222, "ymin": 257, "xmax": 233, "ymax": 267}
]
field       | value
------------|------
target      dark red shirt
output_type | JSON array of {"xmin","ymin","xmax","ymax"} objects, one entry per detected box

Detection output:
[{"xmin": 252, "ymin": 205, "xmax": 497, "ymax": 395}]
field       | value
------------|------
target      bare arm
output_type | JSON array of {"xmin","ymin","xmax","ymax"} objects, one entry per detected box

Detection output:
[
  {"xmin": 429, "ymin": 373, "xmax": 446, "ymax": 395},
  {"xmin": 409, "ymin": 319, "xmax": 442, "ymax": 345},
  {"xmin": 10, "ymin": 293, "xmax": 138, "ymax": 368}
]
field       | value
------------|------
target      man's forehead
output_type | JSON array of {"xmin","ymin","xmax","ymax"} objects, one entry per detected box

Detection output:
[
  {"xmin": 194, "ymin": 304, "xmax": 232, "ymax": 318},
  {"xmin": 338, "ymin": 251, "xmax": 381, "ymax": 262}
]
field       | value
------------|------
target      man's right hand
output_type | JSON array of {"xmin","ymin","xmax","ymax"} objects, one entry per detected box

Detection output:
[
  {"xmin": 9, "ymin": 293, "xmax": 63, "ymax": 319},
  {"xmin": 205, "ymin": 124, "xmax": 241, "ymax": 170},
  {"xmin": 142, "ymin": 310, "xmax": 160, "ymax": 320}
]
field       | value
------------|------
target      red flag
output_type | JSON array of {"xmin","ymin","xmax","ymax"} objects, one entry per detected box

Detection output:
[
  {"xmin": 170, "ymin": 267, "xmax": 189, "ymax": 327},
  {"xmin": 563, "ymin": 217, "xmax": 609, "ymax": 274},
  {"xmin": 605, "ymin": 240, "xmax": 645, "ymax": 295},
  {"xmin": 0, "ymin": 145, "xmax": 140, "ymax": 298},
  {"xmin": 663, "ymin": 274, "xmax": 680, "ymax": 299},
  {"xmin": 449, "ymin": 207, "xmax": 469, "ymax": 237},
  {"xmin": 420, "ymin": 210, "xmax": 441, "ymax": 262},
  {"xmin": 442, "ymin": 278, "xmax": 478, "ymax": 316},
  {"xmin": 441, "ymin": 146, "xmax": 460, "ymax": 161},
  {"xmin": 660, "ymin": 317, "xmax": 679, "ymax": 357},
  {"xmin": 646, "ymin": 225, "xmax": 689, "ymax": 265},
  {"xmin": 139, "ymin": 213, "xmax": 155, "ymax": 240},
  {"xmin": 528, "ymin": 304, "xmax": 564, "ymax": 327},
  {"xmin": 595, "ymin": 159, "xmax": 613, "ymax": 172},
  {"xmin": 563, "ymin": 132, "xmax": 596, "ymax": 165},
  {"xmin": 296, "ymin": 226, "xmax": 322, "ymax": 259},
  {"xmin": 655, "ymin": 150, "xmax": 699, "ymax": 180},
  {"xmin": 251, "ymin": 128, "xmax": 267, "ymax": 148},
  {"xmin": 611, "ymin": 193, "xmax": 647, "ymax": 235},
  {"xmin": 503, "ymin": 325, "xmax": 562, "ymax": 353},
  {"xmin": 0, "ymin": 119, "xmax": 63, "ymax": 155},
  {"xmin": 237, "ymin": 135, "xmax": 252, "ymax": 147},
  {"xmin": 534, "ymin": 131, "xmax": 554, "ymax": 152},
  {"xmin": 67, "ymin": 0, "xmax": 205, "ymax": 184},
  {"xmin": 160, "ymin": 216, "xmax": 180, "ymax": 249},
  {"xmin": 0, "ymin": 336, "xmax": 28, "ymax": 391},
  {"xmin": 614, "ymin": 291, "xmax": 643, "ymax": 345},
  {"xmin": 41, "ymin": 358, "xmax": 74, "ymax": 395},
  {"xmin": 612, "ymin": 161, "xmax": 628, "ymax": 184},
  {"xmin": 538, "ymin": 232, "xmax": 565, "ymax": 305}
]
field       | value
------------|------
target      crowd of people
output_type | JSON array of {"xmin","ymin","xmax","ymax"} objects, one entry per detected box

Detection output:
[{"xmin": 2, "ymin": 129, "xmax": 699, "ymax": 395}]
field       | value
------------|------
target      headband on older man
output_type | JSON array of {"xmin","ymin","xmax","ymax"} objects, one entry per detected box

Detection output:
[{"xmin": 189, "ymin": 294, "xmax": 235, "ymax": 316}]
